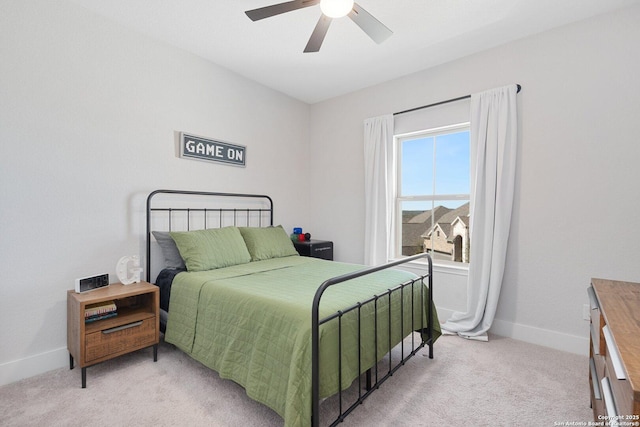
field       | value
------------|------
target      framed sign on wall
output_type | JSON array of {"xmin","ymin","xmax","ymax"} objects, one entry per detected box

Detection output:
[{"xmin": 179, "ymin": 132, "xmax": 246, "ymax": 167}]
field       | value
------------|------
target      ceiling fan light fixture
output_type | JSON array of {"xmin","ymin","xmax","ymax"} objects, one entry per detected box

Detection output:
[{"xmin": 320, "ymin": 0, "xmax": 354, "ymax": 18}]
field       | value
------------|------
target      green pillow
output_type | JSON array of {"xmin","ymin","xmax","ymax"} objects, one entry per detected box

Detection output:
[
  {"xmin": 169, "ymin": 226, "xmax": 251, "ymax": 272},
  {"xmin": 239, "ymin": 225, "xmax": 299, "ymax": 261}
]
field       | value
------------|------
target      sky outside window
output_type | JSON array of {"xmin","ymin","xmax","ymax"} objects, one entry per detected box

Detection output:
[{"xmin": 401, "ymin": 130, "xmax": 470, "ymax": 199}]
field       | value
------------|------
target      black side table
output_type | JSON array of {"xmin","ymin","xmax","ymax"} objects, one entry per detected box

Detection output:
[{"xmin": 293, "ymin": 239, "xmax": 333, "ymax": 260}]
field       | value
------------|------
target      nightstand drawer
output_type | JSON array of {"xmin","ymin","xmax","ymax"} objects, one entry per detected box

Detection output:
[{"xmin": 85, "ymin": 317, "xmax": 156, "ymax": 362}]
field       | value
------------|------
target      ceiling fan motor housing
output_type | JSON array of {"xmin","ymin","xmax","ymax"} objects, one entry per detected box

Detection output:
[{"xmin": 320, "ymin": 0, "xmax": 354, "ymax": 18}]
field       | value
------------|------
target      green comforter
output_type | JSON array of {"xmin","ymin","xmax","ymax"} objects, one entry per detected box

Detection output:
[{"xmin": 164, "ymin": 256, "xmax": 440, "ymax": 427}]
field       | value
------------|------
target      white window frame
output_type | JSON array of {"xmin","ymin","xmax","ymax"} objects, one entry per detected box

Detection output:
[{"xmin": 393, "ymin": 122, "xmax": 471, "ymax": 271}]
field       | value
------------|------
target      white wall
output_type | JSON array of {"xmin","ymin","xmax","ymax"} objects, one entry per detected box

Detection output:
[
  {"xmin": 0, "ymin": 1, "xmax": 310, "ymax": 385},
  {"xmin": 308, "ymin": 5, "xmax": 640, "ymax": 354}
]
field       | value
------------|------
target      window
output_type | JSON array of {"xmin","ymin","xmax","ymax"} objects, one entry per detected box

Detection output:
[{"xmin": 394, "ymin": 123, "xmax": 470, "ymax": 266}]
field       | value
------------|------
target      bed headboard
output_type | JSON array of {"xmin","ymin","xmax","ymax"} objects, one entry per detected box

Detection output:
[{"xmin": 145, "ymin": 189, "xmax": 274, "ymax": 282}]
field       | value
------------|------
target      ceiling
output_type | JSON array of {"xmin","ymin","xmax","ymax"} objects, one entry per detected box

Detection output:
[{"xmin": 68, "ymin": 0, "xmax": 639, "ymax": 104}]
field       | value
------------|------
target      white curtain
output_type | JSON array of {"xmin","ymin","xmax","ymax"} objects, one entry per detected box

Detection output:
[
  {"xmin": 363, "ymin": 115, "xmax": 395, "ymax": 266},
  {"xmin": 441, "ymin": 84, "xmax": 518, "ymax": 341}
]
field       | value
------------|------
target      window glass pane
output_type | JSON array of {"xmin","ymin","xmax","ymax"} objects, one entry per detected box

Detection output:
[
  {"xmin": 400, "ymin": 199, "xmax": 471, "ymax": 263},
  {"xmin": 435, "ymin": 130, "xmax": 470, "ymax": 195},
  {"xmin": 400, "ymin": 137, "xmax": 433, "ymax": 196},
  {"xmin": 400, "ymin": 200, "xmax": 432, "ymax": 256},
  {"xmin": 396, "ymin": 125, "xmax": 470, "ymax": 265}
]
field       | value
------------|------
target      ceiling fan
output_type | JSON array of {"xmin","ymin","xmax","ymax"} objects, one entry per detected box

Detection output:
[{"xmin": 245, "ymin": 0, "xmax": 393, "ymax": 53}]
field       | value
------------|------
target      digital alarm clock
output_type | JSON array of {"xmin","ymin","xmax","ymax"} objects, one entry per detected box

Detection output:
[{"xmin": 75, "ymin": 274, "xmax": 109, "ymax": 293}]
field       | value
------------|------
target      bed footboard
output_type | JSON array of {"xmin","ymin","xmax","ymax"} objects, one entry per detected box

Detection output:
[{"xmin": 311, "ymin": 253, "xmax": 434, "ymax": 427}]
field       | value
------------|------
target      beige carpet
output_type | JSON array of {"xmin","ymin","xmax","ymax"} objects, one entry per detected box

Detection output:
[{"xmin": 0, "ymin": 333, "xmax": 592, "ymax": 426}]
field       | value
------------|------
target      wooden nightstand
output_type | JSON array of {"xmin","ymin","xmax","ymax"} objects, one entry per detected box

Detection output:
[{"xmin": 67, "ymin": 281, "xmax": 159, "ymax": 388}]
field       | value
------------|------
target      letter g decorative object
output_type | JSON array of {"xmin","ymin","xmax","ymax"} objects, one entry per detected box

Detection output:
[{"xmin": 116, "ymin": 255, "xmax": 143, "ymax": 285}]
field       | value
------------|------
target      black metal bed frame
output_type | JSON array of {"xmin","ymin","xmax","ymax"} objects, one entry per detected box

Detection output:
[
  {"xmin": 145, "ymin": 189, "xmax": 274, "ymax": 282},
  {"xmin": 145, "ymin": 189, "xmax": 435, "ymax": 427},
  {"xmin": 311, "ymin": 253, "xmax": 433, "ymax": 426}
]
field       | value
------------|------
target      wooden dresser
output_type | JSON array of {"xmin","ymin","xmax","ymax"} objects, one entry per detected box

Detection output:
[{"xmin": 589, "ymin": 278, "xmax": 640, "ymax": 423}]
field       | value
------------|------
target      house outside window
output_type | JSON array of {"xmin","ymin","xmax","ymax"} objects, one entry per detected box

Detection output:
[{"xmin": 394, "ymin": 123, "xmax": 470, "ymax": 267}]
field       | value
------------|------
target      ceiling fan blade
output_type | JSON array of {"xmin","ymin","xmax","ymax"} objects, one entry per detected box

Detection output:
[
  {"xmin": 304, "ymin": 15, "xmax": 332, "ymax": 53},
  {"xmin": 245, "ymin": 0, "xmax": 320, "ymax": 21},
  {"xmin": 348, "ymin": 2, "xmax": 393, "ymax": 44}
]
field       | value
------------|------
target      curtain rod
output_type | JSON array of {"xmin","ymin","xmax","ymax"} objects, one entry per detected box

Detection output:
[{"xmin": 393, "ymin": 84, "xmax": 522, "ymax": 116}]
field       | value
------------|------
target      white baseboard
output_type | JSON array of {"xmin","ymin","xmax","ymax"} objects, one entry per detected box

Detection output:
[
  {"xmin": 0, "ymin": 346, "xmax": 69, "ymax": 387},
  {"xmin": 489, "ymin": 318, "xmax": 589, "ymax": 355},
  {"xmin": 436, "ymin": 307, "xmax": 589, "ymax": 356},
  {"xmin": 0, "ymin": 312, "xmax": 589, "ymax": 387}
]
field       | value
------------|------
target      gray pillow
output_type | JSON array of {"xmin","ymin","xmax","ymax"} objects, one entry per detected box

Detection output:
[{"xmin": 152, "ymin": 231, "xmax": 186, "ymax": 269}]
